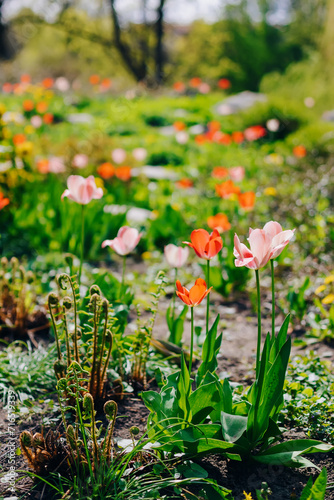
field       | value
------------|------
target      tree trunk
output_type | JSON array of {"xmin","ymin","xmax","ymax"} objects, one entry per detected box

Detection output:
[{"xmin": 155, "ymin": 0, "xmax": 165, "ymax": 85}]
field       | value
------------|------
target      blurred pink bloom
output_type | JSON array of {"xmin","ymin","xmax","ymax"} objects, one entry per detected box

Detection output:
[
  {"xmin": 229, "ymin": 166, "xmax": 245, "ymax": 182},
  {"xmin": 132, "ymin": 147, "xmax": 147, "ymax": 162},
  {"xmin": 31, "ymin": 115, "xmax": 43, "ymax": 128},
  {"xmin": 175, "ymin": 131, "xmax": 189, "ymax": 144},
  {"xmin": 61, "ymin": 175, "xmax": 103, "ymax": 204},
  {"xmin": 72, "ymin": 154, "xmax": 89, "ymax": 169},
  {"xmin": 111, "ymin": 148, "xmax": 127, "ymax": 164},
  {"xmin": 198, "ymin": 83, "xmax": 211, "ymax": 94},
  {"xmin": 164, "ymin": 244, "xmax": 189, "ymax": 268},
  {"xmin": 49, "ymin": 157, "xmax": 66, "ymax": 173},
  {"xmin": 55, "ymin": 77, "xmax": 70, "ymax": 92},
  {"xmin": 102, "ymin": 226, "xmax": 142, "ymax": 255},
  {"xmin": 234, "ymin": 221, "xmax": 295, "ymax": 269}
]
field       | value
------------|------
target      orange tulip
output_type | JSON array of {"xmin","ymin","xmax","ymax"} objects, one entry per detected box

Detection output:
[
  {"xmin": 0, "ymin": 192, "xmax": 10, "ymax": 210},
  {"xmin": 212, "ymin": 166, "xmax": 229, "ymax": 179},
  {"xmin": 218, "ymin": 133, "xmax": 232, "ymax": 145},
  {"xmin": 208, "ymin": 121, "xmax": 221, "ymax": 133},
  {"xmin": 23, "ymin": 100, "xmax": 34, "ymax": 112},
  {"xmin": 101, "ymin": 78, "xmax": 112, "ymax": 90},
  {"xmin": 195, "ymin": 134, "xmax": 207, "ymax": 145},
  {"xmin": 238, "ymin": 191, "xmax": 256, "ymax": 211},
  {"xmin": 207, "ymin": 213, "xmax": 231, "ymax": 233},
  {"xmin": 36, "ymin": 101, "xmax": 48, "ymax": 114},
  {"xmin": 176, "ymin": 178, "xmax": 193, "ymax": 189},
  {"xmin": 89, "ymin": 74, "xmax": 100, "ymax": 85},
  {"xmin": 97, "ymin": 162, "xmax": 115, "ymax": 179},
  {"xmin": 232, "ymin": 131, "xmax": 244, "ymax": 144},
  {"xmin": 293, "ymin": 145, "xmax": 307, "ymax": 158},
  {"xmin": 215, "ymin": 180, "xmax": 241, "ymax": 199},
  {"xmin": 43, "ymin": 113, "xmax": 54, "ymax": 124},
  {"xmin": 37, "ymin": 159, "xmax": 50, "ymax": 174},
  {"xmin": 173, "ymin": 121, "xmax": 186, "ymax": 131},
  {"xmin": 20, "ymin": 74, "xmax": 31, "ymax": 84},
  {"xmin": 173, "ymin": 81, "xmax": 185, "ymax": 92},
  {"xmin": 184, "ymin": 228, "xmax": 223, "ymax": 260},
  {"xmin": 189, "ymin": 77, "xmax": 201, "ymax": 88},
  {"xmin": 176, "ymin": 278, "xmax": 212, "ymax": 307},
  {"xmin": 13, "ymin": 134, "xmax": 26, "ymax": 146},
  {"xmin": 42, "ymin": 78, "xmax": 54, "ymax": 89},
  {"xmin": 115, "ymin": 166, "xmax": 131, "ymax": 181},
  {"xmin": 218, "ymin": 78, "xmax": 231, "ymax": 90}
]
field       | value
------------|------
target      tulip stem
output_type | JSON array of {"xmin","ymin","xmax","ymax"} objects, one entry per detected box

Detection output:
[
  {"xmin": 189, "ymin": 306, "xmax": 194, "ymax": 376},
  {"xmin": 255, "ymin": 269, "xmax": 261, "ymax": 379},
  {"xmin": 79, "ymin": 205, "xmax": 85, "ymax": 285},
  {"xmin": 206, "ymin": 260, "xmax": 210, "ymax": 335},
  {"xmin": 172, "ymin": 268, "xmax": 177, "ymax": 325},
  {"xmin": 271, "ymin": 259, "xmax": 275, "ymax": 342},
  {"xmin": 121, "ymin": 255, "xmax": 126, "ymax": 294}
]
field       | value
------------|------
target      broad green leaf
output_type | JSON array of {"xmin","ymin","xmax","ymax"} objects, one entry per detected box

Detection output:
[
  {"xmin": 221, "ymin": 412, "xmax": 248, "ymax": 443},
  {"xmin": 300, "ymin": 468, "xmax": 327, "ymax": 500},
  {"xmin": 189, "ymin": 380, "xmax": 221, "ymax": 424},
  {"xmin": 270, "ymin": 314, "xmax": 290, "ymax": 362},
  {"xmin": 197, "ymin": 314, "xmax": 221, "ymax": 384},
  {"xmin": 254, "ymin": 440, "xmax": 334, "ymax": 468},
  {"xmin": 177, "ymin": 353, "xmax": 191, "ymax": 419}
]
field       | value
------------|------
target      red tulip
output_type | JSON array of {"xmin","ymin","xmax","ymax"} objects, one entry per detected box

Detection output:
[
  {"xmin": 184, "ymin": 229, "xmax": 223, "ymax": 260},
  {"xmin": 176, "ymin": 278, "xmax": 212, "ymax": 307},
  {"xmin": 61, "ymin": 175, "xmax": 103, "ymax": 205}
]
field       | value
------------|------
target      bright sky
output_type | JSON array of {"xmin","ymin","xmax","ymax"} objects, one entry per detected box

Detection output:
[{"xmin": 4, "ymin": 0, "xmax": 226, "ymax": 24}]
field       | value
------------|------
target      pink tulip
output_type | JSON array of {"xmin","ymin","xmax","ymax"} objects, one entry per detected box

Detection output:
[
  {"xmin": 253, "ymin": 221, "xmax": 295, "ymax": 260},
  {"xmin": 72, "ymin": 154, "xmax": 89, "ymax": 169},
  {"xmin": 111, "ymin": 148, "xmax": 127, "ymax": 164},
  {"xmin": 61, "ymin": 175, "xmax": 103, "ymax": 205},
  {"xmin": 132, "ymin": 148, "xmax": 147, "ymax": 162},
  {"xmin": 234, "ymin": 221, "xmax": 295, "ymax": 270},
  {"xmin": 234, "ymin": 229, "xmax": 272, "ymax": 270},
  {"xmin": 164, "ymin": 244, "xmax": 189, "ymax": 268},
  {"xmin": 229, "ymin": 166, "xmax": 245, "ymax": 182},
  {"xmin": 49, "ymin": 157, "xmax": 66, "ymax": 173},
  {"xmin": 102, "ymin": 226, "xmax": 142, "ymax": 256}
]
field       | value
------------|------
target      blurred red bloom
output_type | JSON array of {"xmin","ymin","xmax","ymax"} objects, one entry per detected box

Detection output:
[
  {"xmin": 173, "ymin": 121, "xmax": 186, "ymax": 131},
  {"xmin": 218, "ymin": 133, "xmax": 232, "ymax": 145},
  {"xmin": 207, "ymin": 213, "xmax": 231, "ymax": 233},
  {"xmin": 232, "ymin": 131, "xmax": 244, "ymax": 144},
  {"xmin": 189, "ymin": 77, "xmax": 202, "ymax": 88},
  {"xmin": 23, "ymin": 100, "xmax": 34, "ymax": 112},
  {"xmin": 173, "ymin": 81, "xmax": 185, "ymax": 92},
  {"xmin": 36, "ymin": 101, "xmax": 48, "ymax": 114},
  {"xmin": 21, "ymin": 74, "xmax": 31, "ymax": 84},
  {"xmin": 89, "ymin": 74, "xmax": 100, "ymax": 85},
  {"xmin": 293, "ymin": 145, "xmax": 307, "ymax": 158},
  {"xmin": 37, "ymin": 159, "xmax": 50, "ymax": 174},
  {"xmin": 0, "ymin": 192, "xmax": 10, "ymax": 210},
  {"xmin": 13, "ymin": 134, "xmax": 26, "ymax": 146},
  {"xmin": 43, "ymin": 113, "xmax": 54, "ymax": 124},
  {"xmin": 2, "ymin": 83, "xmax": 12, "ymax": 93},
  {"xmin": 176, "ymin": 178, "xmax": 193, "ymax": 189},
  {"xmin": 215, "ymin": 180, "xmax": 241, "ymax": 199},
  {"xmin": 42, "ymin": 78, "xmax": 54, "ymax": 89},
  {"xmin": 115, "ymin": 166, "xmax": 131, "ymax": 181},
  {"xmin": 100, "ymin": 78, "xmax": 112, "ymax": 90},
  {"xmin": 208, "ymin": 121, "xmax": 221, "ymax": 133},
  {"xmin": 97, "ymin": 162, "xmax": 115, "ymax": 179},
  {"xmin": 218, "ymin": 78, "xmax": 231, "ymax": 90},
  {"xmin": 195, "ymin": 134, "xmax": 207, "ymax": 145},
  {"xmin": 238, "ymin": 191, "xmax": 256, "ymax": 211},
  {"xmin": 212, "ymin": 166, "xmax": 229, "ymax": 179},
  {"xmin": 244, "ymin": 125, "xmax": 266, "ymax": 141}
]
